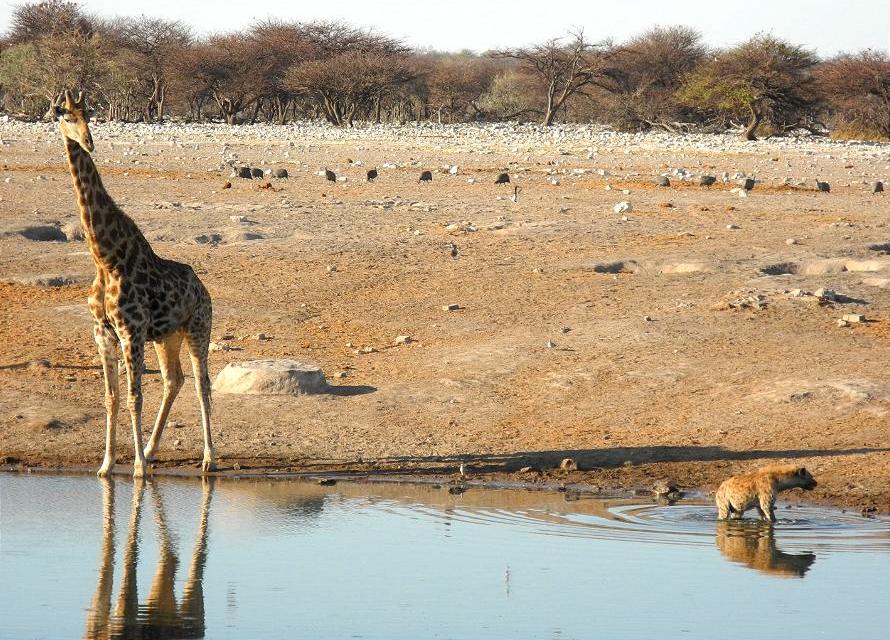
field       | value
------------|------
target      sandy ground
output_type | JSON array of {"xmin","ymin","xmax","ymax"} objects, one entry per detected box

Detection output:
[{"xmin": 1, "ymin": 120, "xmax": 889, "ymax": 513}]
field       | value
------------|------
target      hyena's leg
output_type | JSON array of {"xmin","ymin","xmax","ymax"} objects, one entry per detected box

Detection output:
[
  {"xmin": 716, "ymin": 491, "xmax": 731, "ymax": 520},
  {"xmin": 758, "ymin": 493, "xmax": 776, "ymax": 523}
]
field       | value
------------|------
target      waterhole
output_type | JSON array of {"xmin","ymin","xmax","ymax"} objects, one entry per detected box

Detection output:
[{"xmin": 1, "ymin": 473, "xmax": 888, "ymax": 639}]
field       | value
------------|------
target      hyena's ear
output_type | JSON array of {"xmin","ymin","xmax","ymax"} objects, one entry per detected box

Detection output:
[{"xmin": 797, "ymin": 467, "xmax": 808, "ymax": 477}]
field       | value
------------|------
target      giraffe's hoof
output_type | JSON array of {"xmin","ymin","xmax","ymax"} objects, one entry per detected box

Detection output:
[
  {"xmin": 133, "ymin": 464, "xmax": 148, "ymax": 479},
  {"xmin": 201, "ymin": 460, "xmax": 217, "ymax": 473},
  {"xmin": 97, "ymin": 466, "xmax": 112, "ymax": 478},
  {"xmin": 143, "ymin": 447, "xmax": 156, "ymax": 462}
]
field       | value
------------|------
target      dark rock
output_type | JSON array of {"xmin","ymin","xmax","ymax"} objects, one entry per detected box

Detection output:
[{"xmin": 273, "ymin": 168, "xmax": 288, "ymax": 179}]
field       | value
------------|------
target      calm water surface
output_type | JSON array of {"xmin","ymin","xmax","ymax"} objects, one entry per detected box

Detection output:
[{"xmin": 1, "ymin": 473, "xmax": 889, "ymax": 639}]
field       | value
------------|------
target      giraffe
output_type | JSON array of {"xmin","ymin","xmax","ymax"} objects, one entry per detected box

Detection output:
[{"xmin": 53, "ymin": 89, "xmax": 215, "ymax": 477}]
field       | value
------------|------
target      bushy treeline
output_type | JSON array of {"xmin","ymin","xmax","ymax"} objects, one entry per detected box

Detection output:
[{"xmin": 1, "ymin": 1, "xmax": 888, "ymax": 139}]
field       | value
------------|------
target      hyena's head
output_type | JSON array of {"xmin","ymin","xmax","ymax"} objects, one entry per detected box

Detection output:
[{"xmin": 789, "ymin": 467, "xmax": 817, "ymax": 490}]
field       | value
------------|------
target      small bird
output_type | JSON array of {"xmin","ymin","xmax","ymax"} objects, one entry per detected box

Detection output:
[
  {"xmin": 325, "ymin": 168, "xmax": 336, "ymax": 183},
  {"xmin": 366, "ymin": 168, "xmax": 378, "ymax": 182},
  {"xmin": 743, "ymin": 177, "xmax": 755, "ymax": 191},
  {"xmin": 546, "ymin": 339, "xmax": 556, "ymax": 348},
  {"xmin": 816, "ymin": 179, "xmax": 830, "ymax": 193},
  {"xmin": 510, "ymin": 186, "xmax": 521, "ymax": 203},
  {"xmin": 699, "ymin": 175, "xmax": 716, "ymax": 188},
  {"xmin": 874, "ymin": 181, "xmax": 885, "ymax": 194},
  {"xmin": 459, "ymin": 462, "xmax": 467, "ymax": 477},
  {"xmin": 495, "ymin": 172, "xmax": 510, "ymax": 184},
  {"xmin": 419, "ymin": 170, "xmax": 433, "ymax": 183},
  {"xmin": 449, "ymin": 241, "xmax": 459, "ymax": 259},
  {"xmin": 656, "ymin": 175, "xmax": 670, "ymax": 187}
]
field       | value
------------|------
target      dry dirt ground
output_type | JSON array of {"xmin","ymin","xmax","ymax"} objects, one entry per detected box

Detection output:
[{"xmin": 1, "ymin": 121, "xmax": 889, "ymax": 513}]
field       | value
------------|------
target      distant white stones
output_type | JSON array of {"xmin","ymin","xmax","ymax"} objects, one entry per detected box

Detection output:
[
  {"xmin": 212, "ymin": 359, "xmax": 327, "ymax": 395},
  {"xmin": 785, "ymin": 238, "xmax": 798, "ymax": 245},
  {"xmin": 549, "ymin": 178, "xmax": 560, "ymax": 185},
  {"xmin": 726, "ymin": 223, "xmax": 739, "ymax": 230},
  {"xmin": 394, "ymin": 335, "xmax": 413, "ymax": 345},
  {"xmin": 842, "ymin": 313, "xmax": 865, "ymax": 324},
  {"xmin": 442, "ymin": 303, "xmax": 461, "ymax": 311},
  {"xmin": 613, "ymin": 201, "xmax": 632, "ymax": 214},
  {"xmin": 448, "ymin": 165, "xmax": 459, "ymax": 175}
]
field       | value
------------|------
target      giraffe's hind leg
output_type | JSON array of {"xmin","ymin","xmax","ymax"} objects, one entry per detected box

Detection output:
[
  {"xmin": 95, "ymin": 324, "xmax": 120, "ymax": 477},
  {"xmin": 185, "ymin": 310, "xmax": 215, "ymax": 473},
  {"xmin": 143, "ymin": 332, "xmax": 185, "ymax": 462}
]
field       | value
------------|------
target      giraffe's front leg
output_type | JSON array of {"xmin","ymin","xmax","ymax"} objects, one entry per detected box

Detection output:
[
  {"xmin": 95, "ymin": 324, "xmax": 120, "ymax": 477},
  {"xmin": 122, "ymin": 335, "xmax": 149, "ymax": 478}
]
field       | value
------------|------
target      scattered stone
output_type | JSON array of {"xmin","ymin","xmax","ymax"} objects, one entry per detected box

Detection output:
[
  {"xmin": 212, "ymin": 359, "xmax": 327, "ymax": 395},
  {"xmin": 656, "ymin": 176, "xmax": 670, "ymax": 187},
  {"xmin": 842, "ymin": 313, "xmax": 864, "ymax": 323},
  {"xmin": 814, "ymin": 288, "xmax": 837, "ymax": 302},
  {"xmin": 613, "ymin": 201, "xmax": 632, "ymax": 214},
  {"xmin": 726, "ymin": 223, "xmax": 739, "ymax": 230},
  {"xmin": 326, "ymin": 264, "xmax": 337, "ymax": 273},
  {"xmin": 62, "ymin": 222, "xmax": 84, "ymax": 241},
  {"xmin": 786, "ymin": 238, "xmax": 798, "ymax": 245},
  {"xmin": 837, "ymin": 319, "xmax": 850, "ymax": 327},
  {"xmin": 394, "ymin": 335, "xmax": 413, "ymax": 345},
  {"xmin": 273, "ymin": 168, "xmax": 288, "ymax": 179},
  {"xmin": 559, "ymin": 457, "xmax": 578, "ymax": 471},
  {"xmin": 4, "ymin": 274, "xmax": 90, "ymax": 288},
  {"xmin": 222, "ymin": 181, "xmax": 232, "ymax": 189},
  {"xmin": 448, "ymin": 485, "xmax": 467, "ymax": 495},
  {"xmin": 443, "ymin": 303, "xmax": 460, "ymax": 311},
  {"xmin": 652, "ymin": 480, "xmax": 679, "ymax": 496},
  {"xmin": 318, "ymin": 478, "xmax": 337, "ymax": 486},
  {"xmin": 3, "ymin": 225, "xmax": 67, "ymax": 242}
]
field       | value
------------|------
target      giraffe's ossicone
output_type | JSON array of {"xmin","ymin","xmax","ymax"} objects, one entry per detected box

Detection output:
[{"xmin": 54, "ymin": 89, "xmax": 216, "ymax": 477}]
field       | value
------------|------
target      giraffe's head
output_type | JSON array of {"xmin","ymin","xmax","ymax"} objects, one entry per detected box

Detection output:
[{"xmin": 52, "ymin": 89, "xmax": 94, "ymax": 153}]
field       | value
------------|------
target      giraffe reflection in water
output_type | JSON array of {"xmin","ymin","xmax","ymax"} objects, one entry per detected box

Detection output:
[{"xmin": 84, "ymin": 478, "xmax": 213, "ymax": 639}]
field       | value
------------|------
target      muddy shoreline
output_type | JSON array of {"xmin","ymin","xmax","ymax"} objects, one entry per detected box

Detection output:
[{"xmin": 3, "ymin": 455, "xmax": 887, "ymax": 516}]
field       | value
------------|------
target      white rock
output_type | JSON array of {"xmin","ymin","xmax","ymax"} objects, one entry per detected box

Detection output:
[
  {"xmin": 212, "ymin": 359, "xmax": 327, "ymax": 395},
  {"xmin": 613, "ymin": 201, "xmax": 632, "ymax": 214}
]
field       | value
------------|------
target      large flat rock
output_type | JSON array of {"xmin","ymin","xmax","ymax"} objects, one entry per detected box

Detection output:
[{"xmin": 212, "ymin": 359, "xmax": 327, "ymax": 395}]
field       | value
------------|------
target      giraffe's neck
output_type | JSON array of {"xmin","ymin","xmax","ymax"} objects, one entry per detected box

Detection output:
[{"xmin": 63, "ymin": 137, "xmax": 144, "ymax": 271}]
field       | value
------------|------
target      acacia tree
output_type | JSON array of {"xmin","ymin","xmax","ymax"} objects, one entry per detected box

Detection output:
[
  {"xmin": 681, "ymin": 34, "xmax": 819, "ymax": 140},
  {"xmin": 595, "ymin": 26, "xmax": 705, "ymax": 131},
  {"xmin": 0, "ymin": 0, "xmax": 107, "ymax": 116},
  {"xmin": 109, "ymin": 16, "xmax": 192, "ymax": 121},
  {"xmin": 426, "ymin": 54, "xmax": 496, "ymax": 122},
  {"xmin": 184, "ymin": 34, "xmax": 272, "ymax": 124},
  {"xmin": 817, "ymin": 50, "xmax": 890, "ymax": 139},
  {"xmin": 286, "ymin": 50, "xmax": 414, "ymax": 126},
  {"xmin": 493, "ymin": 29, "xmax": 610, "ymax": 126}
]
